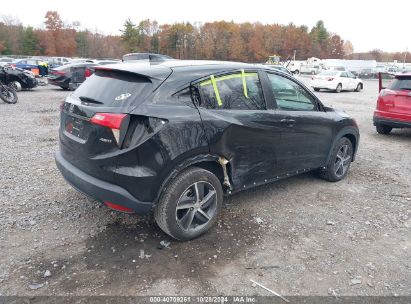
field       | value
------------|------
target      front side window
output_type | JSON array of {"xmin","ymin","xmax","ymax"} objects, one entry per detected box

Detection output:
[
  {"xmin": 197, "ymin": 71, "xmax": 265, "ymax": 110},
  {"xmin": 267, "ymin": 73, "xmax": 317, "ymax": 111}
]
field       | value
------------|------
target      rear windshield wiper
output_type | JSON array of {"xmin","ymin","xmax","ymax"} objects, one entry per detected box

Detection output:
[{"xmin": 78, "ymin": 96, "xmax": 103, "ymax": 104}]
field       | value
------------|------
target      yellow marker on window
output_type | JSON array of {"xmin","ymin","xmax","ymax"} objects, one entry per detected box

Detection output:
[
  {"xmin": 210, "ymin": 75, "xmax": 222, "ymax": 106},
  {"xmin": 241, "ymin": 69, "xmax": 249, "ymax": 99}
]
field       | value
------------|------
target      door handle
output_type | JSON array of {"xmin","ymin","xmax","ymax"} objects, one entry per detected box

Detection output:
[{"xmin": 280, "ymin": 118, "xmax": 296, "ymax": 127}]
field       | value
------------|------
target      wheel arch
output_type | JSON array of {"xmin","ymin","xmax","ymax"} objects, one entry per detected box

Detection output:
[
  {"xmin": 153, "ymin": 154, "xmax": 229, "ymax": 205},
  {"xmin": 325, "ymin": 127, "xmax": 359, "ymax": 165}
]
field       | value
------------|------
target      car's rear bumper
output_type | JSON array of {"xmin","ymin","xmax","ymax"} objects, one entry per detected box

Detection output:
[
  {"xmin": 311, "ymin": 81, "xmax": 336, "ymax": 90},
  {"xmin": 49, "ymin": 78, "xmax": 69, "ymax": 88},
  {"xmin": 55, "ymin": 151, "xmax": 153, "ymax": 214},
  {"xmin": 373, "ymin": 111, "xmax": 411, "ymax": 128}
]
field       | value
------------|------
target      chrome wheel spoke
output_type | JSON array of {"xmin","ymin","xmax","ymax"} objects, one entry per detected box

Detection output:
[
  {"xmin": 200, "ymin": 190, "xmax": 216, "ymax": 209},
  {"xmin": 180, "ymin": 209, "xmax": 196, "ymax": 230},
  {"xmin": 176, "ymin": 201, "xmax": 195, "ymax": 210},
  {"xmin": 195, "ymin": 209, "xmax": 211, "ymax": 222},
  {"xmin": 194, "ymin": 182, "xmax": 205, "ymax": 202}
]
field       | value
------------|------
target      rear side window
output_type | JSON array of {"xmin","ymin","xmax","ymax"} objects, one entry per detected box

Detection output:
[
  {"xmin": 72, "ymin": 70, "xmax": 152, "ymax": 107},
  {"xmin": 196, "ymin": 71, "xmax": 265, "ymax": 110},
  {"xmin": 389, "ymin": 77, "xmax": 411, "ymax": 91}
]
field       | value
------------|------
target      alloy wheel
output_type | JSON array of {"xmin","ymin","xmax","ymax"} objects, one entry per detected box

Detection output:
[
  {"xmin": 334, "ymin": 144, "xmax": 351, "ymax": 177},
  {"xmin": 176, "ymin": 181, "xmax": 218, "ymax": 232}
]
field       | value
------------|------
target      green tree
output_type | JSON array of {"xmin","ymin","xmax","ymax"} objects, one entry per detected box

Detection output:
[
  {"xmin": 76, "ymin": 31, "xmax": 89, "ymax": 57},
  {"xmin": 120, "ymin": 18, "xmax": 138, "ymax": 52},
  {"xmin": 310, "ymin": 20, "xmax": 329, "ymax": 45},
  {"xmin": 21, "ymin": 26, "xmax": 38, "ymax": 55}
]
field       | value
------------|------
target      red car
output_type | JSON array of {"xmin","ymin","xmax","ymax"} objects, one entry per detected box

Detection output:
[{"xmin": 374, "ymin": 73, "xmax": 411, "ymax": 134}]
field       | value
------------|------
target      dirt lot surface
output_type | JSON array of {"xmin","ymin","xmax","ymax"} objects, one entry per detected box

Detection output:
[{"xmin": 0, "ymin": 78, "xmax": 410, "ymax": 297}]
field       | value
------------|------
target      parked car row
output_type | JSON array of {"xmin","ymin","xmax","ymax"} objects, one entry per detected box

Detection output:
[{"xmin": 48, "ymin": 59, "xmax": 120, "ymax": 90}]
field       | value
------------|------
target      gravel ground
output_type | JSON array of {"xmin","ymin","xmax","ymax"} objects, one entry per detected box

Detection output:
[{"xmin": 0, "ymin": 79, "xmax": 410, "ymax": 297}]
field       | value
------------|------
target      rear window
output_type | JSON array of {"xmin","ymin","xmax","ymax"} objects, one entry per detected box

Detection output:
[
  {"xmin": 72, "ymin": 69, "xmax": 153, "ymax": 107},
  {"xmin": 389, "ymin": 77, "xmax": 411, "ymax": 91}
]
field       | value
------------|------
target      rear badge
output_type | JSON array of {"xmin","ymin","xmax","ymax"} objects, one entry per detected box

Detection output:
[
  {"xmin": 115, "ymin": 93, "xmax": 131, "ymax": 101},
  {"xmin": 99, "ymin": 138, "xmax": 112, "ymax": 143}
]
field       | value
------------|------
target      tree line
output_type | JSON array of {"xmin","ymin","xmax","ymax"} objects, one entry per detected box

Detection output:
[{"xmin": 0, "ymin": 11, "xmax": 409, "ymax": 63}]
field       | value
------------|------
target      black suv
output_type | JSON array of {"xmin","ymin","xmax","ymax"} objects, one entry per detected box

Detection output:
[{"xmin": 56, "ymin": 60, "xmax": 359, "ymax": 240}]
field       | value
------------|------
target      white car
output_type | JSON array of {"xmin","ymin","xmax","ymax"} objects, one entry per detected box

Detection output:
[{"xmin": 311, "ymin": 70, "xmax": 363, "ymax": 93}]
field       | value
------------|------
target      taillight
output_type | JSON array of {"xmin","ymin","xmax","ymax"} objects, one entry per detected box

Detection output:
[
  {"xmin": 53, "ymin": 71, "xmax": 66, "ymax": 75},
  {"xmin": 84, "ymin": 68, "xmax": 92, "ymax": 78},
  {"xmin": 90, "ymin": 113, "xmax": 129, "ymax": 145},
  {"xmin": 380, "ymin": 89, "xmax": 396, "ymax": 97},
  {"xmin": 327, "ymin": 77, "xmax": 334, "ymax": 81}
]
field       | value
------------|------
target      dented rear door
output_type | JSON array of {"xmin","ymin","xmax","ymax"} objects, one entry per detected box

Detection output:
[{"xmin": 193, "ymin": 70, "xmax": 283, "ymax": 189}]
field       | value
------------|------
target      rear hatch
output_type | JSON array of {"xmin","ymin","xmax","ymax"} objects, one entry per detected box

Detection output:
[
  {"xmin": 379, "ymin": 75, "xmax": 411, "ymax": 115},
  {"xmin": 59, "ymin": 64, "xmax": 172, "ymax": 178}
]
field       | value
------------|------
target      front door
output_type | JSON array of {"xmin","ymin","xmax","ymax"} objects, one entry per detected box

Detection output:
[{"xmin": 264, "ymin": 71, "xmax": 335, "ymax": 174}]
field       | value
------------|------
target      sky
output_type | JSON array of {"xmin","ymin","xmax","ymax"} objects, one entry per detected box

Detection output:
[{"xmin": 1, "ymin": 0, "xmax": 409, "ymax": 53}]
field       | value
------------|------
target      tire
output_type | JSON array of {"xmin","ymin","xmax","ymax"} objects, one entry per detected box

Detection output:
[
  {"xmin": 376, "ymin": 124, "xmax": 392, "ymax": 135},
  {"xmin": 313, "ymin": 88, "xmax": 320, "ymax": 92},
  {"xmin": 355, "ymin": 83, "xmax": 362, "ymax": 92},
  {"xmin": 8, "ymin": 80, "xmax": 22, "ymax": 92},
  {"xmin": 335, "ymin": 83, "xmax": 342, "ymax": 93},
  {"xmin": 155, "ymin": 167, "xmax": 223, "ymax": 241},
  {"xmin": 318, "ymin": 137, "xmax": 353, "ymax": 182},
  {"xmin": 0, "ymin": 85, "xmax": 18, "ymax": 104}
]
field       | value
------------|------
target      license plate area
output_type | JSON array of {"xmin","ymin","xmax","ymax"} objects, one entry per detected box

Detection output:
[{"xmin": 64, "ymin": 115, "xmax": 89, "ymax": 141}]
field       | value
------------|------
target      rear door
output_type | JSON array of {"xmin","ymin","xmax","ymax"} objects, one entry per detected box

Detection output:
[
  {"xmin": 193, "ymin": 70, "xmax": 283, "ymax": 188},
  {"xmin": 347, "ymin": 71, "xmax": 358, "ymax": 89},
  {"xmin": 263, "ymin": 71, "xmax": 335, "ymax": 174},
  {"xmin": 340, "ymin": 72, "xmax": 351, "ymax": 90}
]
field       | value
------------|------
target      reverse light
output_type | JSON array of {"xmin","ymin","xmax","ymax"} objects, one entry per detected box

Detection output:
[{"xmin": 90, "ymin": 113, "xmax": 128, "ymax": 145}]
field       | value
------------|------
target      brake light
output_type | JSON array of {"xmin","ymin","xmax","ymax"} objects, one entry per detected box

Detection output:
[
  {"xmin": 53, "ymin": 71, "xmax": 66, "ymax": 75},
  {"xmin": 91, "ymin": 113, "xmax": 127, "ymax": 129},
  {"xmin": 90, "ymin": 113, "xmax": 128, "ymax": 145},
  {"xmin": 84, "ymin": 68, "xmax": 92, "ymax": 78},
  {"xmin": 380, "ymin": 89, "xmax": 396, "ymax": 97},
  {"xmin": 327, "ymin": 77, "xmax": 334, "ymax": 81}
]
